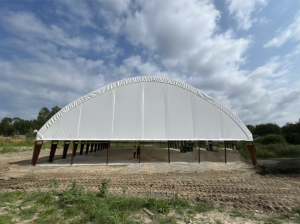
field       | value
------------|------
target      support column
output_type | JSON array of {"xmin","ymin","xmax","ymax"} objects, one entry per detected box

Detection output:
[
  {"xmin": 62, "ymin": 141, "xmax": 70, "ymax": 159},
  {"xmin": 139, "ymin": 141, "xmax": 141, "ymax": 164},
  {"xmin": 224, "ymin": 141, "xmax": 227, "ymax": 163},
  {"xmin": 198, "ymin": 141, "xmax": 200, "ymax": 163},
  {"xmin": 209, "ymin": 141, "xmax": 213, "ymax": 151},
  {"xmin": 168, "ymin": 141, "xmax": 170, "ymax": 164},
  {"xmin": 106, "ymin": 141, "xmax": 110, "ymax": 165},
  {"xmin": 71, "ymin": 141, "xmax": 78, "ymax": 165},
  {"xmin": 80, "ymin": 141, "xmax": 85, "ymax": 155},
  {"xmin": 49, "ymin": 141, "xmax": 58, "ymax": 162},
  {"xmin": 246, "ymin": 142, "xmax": 257, "ymax": 166},
  {"xmin": 31, "ymin": 141, "xmax": 43, "ymax": 166},
  {"xmin": 94, "ymin": 141, "xmax": 97, "ymax": 152},
  {"xmin": 90, "ymin": 141, "xmax": 94, "ymax": 153},
  {"xmin": 86, "ymin": 142, "xmax": 90, "ymax": 155}
]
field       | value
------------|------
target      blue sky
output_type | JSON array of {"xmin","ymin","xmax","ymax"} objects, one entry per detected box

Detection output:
[{"xmin": 0, "ymin": 0, "xmax": 299, "ymax": 126}]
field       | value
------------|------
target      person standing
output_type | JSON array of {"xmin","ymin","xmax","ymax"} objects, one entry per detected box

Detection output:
[
  {"xmin": 133, "ymin": 145, "xmax": 137, "ymax": 158},
  {"xmin": 137, "ymin": 145, "xmax": 140, "ymax": 159}
]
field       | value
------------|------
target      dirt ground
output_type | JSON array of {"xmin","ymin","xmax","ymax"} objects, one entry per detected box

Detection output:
[{"xmin": 0, "ymin": 146, "xmax": 300, "ymax": 214}]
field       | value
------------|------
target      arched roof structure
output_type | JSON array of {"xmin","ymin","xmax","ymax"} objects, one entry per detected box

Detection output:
[{"xmin": 36, "ymin": 76, "xmax": 252, "ymax": 141}]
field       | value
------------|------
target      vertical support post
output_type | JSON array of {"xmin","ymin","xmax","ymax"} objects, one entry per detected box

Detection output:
[
  {"xmin": 198, "ymin": 141, "xmax": 200, "ymax": 163},
  {"xmin": 106, "ymin": 141, "xmax": 110, "ymax": 165},
  {"xmin": 62, "ymin": 141, "xmax": 70, "ymax": 159},
  {"xmin": 168, "ymin": 141, "xmax": 170, "ymax": 163},
  {"xmin": 139, "ymin": 141, "xmax": 141, "ymax": 164},
  {"xmin": 246, "ymin": 141, "xmax": 257, "ymax": 166},
  {"xmin": 80, "ymin": 141, "xmax": 85, "ymax": 155},
  {"xmin": 31, "ymin": 141, "xmax": 43, "ymax": 166},
  {"xmin": 209, "ymin": 141, "xmax": 212, "ymax": 151},
  {"xmin": 94, "ymin": 141, "xmax": 97, "ymax": 152},
  {"xmin": 90, "ymin": 141, "xmax": 94, "ymax": 153},
  {"xmin": 225, "ymin": 141, "xmax": 227, "ymax": 163},
  {"xmin": 49, "ymin": 141, "xmax": 58, "ymax": 162},
  {"xmin": 150, "ymin": 184, "xmax": 153, "ymax": 197},
  {"xmin": 86, "ymin": 142, "xmax": 90, "ymax": 155},
  {"xmin": 172, "ymin": 186, "xmax": 175, "ymax": 202},
  {"xmin": 71, "ymin": 141, "xmax": 78, "ymax": 165}
]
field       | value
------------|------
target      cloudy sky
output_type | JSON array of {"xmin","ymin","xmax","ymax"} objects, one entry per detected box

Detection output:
[{"xmin": 0, "ymin": 0, "xmax": 300, "ymax": 126}]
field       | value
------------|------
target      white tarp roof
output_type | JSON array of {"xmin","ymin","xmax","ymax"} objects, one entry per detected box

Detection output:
[{"xmin": 36, "ymin": 76, "xmax": 253, "ymax": 141}]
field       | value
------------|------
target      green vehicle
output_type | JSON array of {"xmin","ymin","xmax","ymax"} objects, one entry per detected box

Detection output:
[{"xmin": 180, "ymin": 141, "xmax": 194, "ymax": 153}]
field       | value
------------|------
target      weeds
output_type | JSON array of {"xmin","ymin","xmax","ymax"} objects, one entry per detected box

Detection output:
[
  {"xmin": 193, "ymin": 201, "xmax": 214, "ymax": 213},
  {"xmin": 230, "ymin": 209, "xmax": 246, "ymax": 218},
  {"xmin": 98, "ymin": 178, "xmax": 111, "ymax": 198}
]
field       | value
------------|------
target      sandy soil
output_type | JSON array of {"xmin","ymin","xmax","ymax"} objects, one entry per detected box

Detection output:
[{"xmin": 0, "ymin": 147, "xmax": 300, "ymax": 214}]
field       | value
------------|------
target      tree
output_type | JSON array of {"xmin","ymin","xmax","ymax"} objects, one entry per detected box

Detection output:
[
  {"xmin": 37, "ymin": 107, "xmax": 51, "ymax": 128},
  {"xmin": 0, "ymin": 117, "xmax": 13, "ymax": 136},
  {"xmin": 254, "ymin": 123, "xmax": 282, "ymax": 136},
  {"xmin": 246, "ymin": 125, "xmax": 255, "ymax": 134}
]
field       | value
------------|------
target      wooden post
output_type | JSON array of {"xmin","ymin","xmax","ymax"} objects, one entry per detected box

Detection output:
[
  {"xmin": 49, "ymin": 141, "xmax": 58, "ymax": 162},
  {"xmin": 168, "ymin": 141, "xmax": 170, "ymax": 163},
  {"xmin": 106, "ymin": 141, "xmax": 109, "ymax": 165},
  {"xmin": 86, "ymin": 142, "xmax": 90, "ymax": 155},
  {"xmin": 80, "ymin": 141, "xmax": 85, "ymax": 155},
  {"xmin": 225, "ymin": 141, "xmax": 227, "ymax": 163},
  {"xmin": 62, "ymin": 141, "xmax": 70, "ymax": 159},
  {"xmin": 31, "ymin": 141, "xmax": 43, "ymax": 166}
]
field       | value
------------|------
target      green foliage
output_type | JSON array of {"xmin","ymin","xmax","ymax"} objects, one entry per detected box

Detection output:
[
  {"xmin": 254, "ymin": 123, "xmax": 282, "ymax": 136},
  {"xmin": 122, "ymin": 186, "xmax": 128, "ymax": 195},
  {"xmin": 20, "ymin": 204, "xmax": 39, "ymax": 220},
  {"xmin": 0, "ymin": 191, "xmax": 27, "ymax": 207},
  {"xmin": 145, "ymin": 197, "xmax": 170, "ymax": 214},
  {"xmin": 62, "ymin": 181, "xmax": 87, "ymax": 205},
  {"xmin": 293, "ymin": 206, "xmax": 300, "ymax": 216},
  {"xmin": 215, "ymin": 220, "xmax": 223, "ymax": 224},
  {"xmin": 230, "ymin": 209, "xmax": 246, "ymax": 217},
  {"xmin": 173, "ymin": 199, "xmax": 191, "ymax": 210},
  {"xmin": 160, "ymin": 215, "xmax": 177, "ymax": 224},
  {"xmin": 0, "ymin": 214, "xmax": 15, "ymax": 224},
  {"xmin": 262, "ymin": 134, "xmax": 286, "ymax": 145},
  {"xmin": 193, "ymin": 201, "xmax": 214, "ymax": 213},
  {"xmin": 48, "ymin": 179, "xmax": 59, "ymax": 192},
  {"xmin": 246, "ymin": 124, "xmax": 255, "ymax": 134},
  {"xmin": 98, "ymin": 179, "xmax": 111, "ymax": 198},
  {"xmin": 264, "ymin": 217, "xmax": 282, "ymax": 224}
]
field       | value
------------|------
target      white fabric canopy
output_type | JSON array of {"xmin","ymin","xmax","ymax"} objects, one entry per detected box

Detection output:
[{"xmin": 36, "ymin": 76, "xmax": 253, "ymax": 141}]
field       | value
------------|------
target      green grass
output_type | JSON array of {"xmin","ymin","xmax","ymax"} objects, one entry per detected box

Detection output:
[
  {"xmin": 0, "ymin": 181, "xmax": 299, "ymax": 224},
  {"xmin": 237, "ymin": 141, "xmax": 300, "ymax": 159},
  {"xmin": 0, "ymin": 136, "xmax": 64, "ymax": 154}
]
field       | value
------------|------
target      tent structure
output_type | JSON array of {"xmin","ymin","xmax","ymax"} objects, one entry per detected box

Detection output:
[{"xmin": 31, "ymin": 76, "xmax": 257, "ymax": 166}]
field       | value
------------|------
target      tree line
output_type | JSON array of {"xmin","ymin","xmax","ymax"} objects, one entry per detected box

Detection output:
[
  {"xmin": 247, "ymin": 120, "xmax": 300, "ymax": 145},
  {"xmin": 0, "ymin": 106, "xmax": 60, "ymax": 137}
]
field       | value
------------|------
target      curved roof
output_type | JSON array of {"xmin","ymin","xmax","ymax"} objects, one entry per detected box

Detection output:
[{"xmin": 36, "ymin": 76, "xmax": 252, "ymax": 141}]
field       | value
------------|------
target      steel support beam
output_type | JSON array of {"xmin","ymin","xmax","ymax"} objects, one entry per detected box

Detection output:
[
  {"xmin": 62, "ymin": 141, "xmax": 70, "ymax": 159},
  {"xmin": 139, "ymin": 141, "xmax": 141, "ymax": 164},
  {"xmin": 49, "ymin": 141, "xmax": 58, "ymax": 162},
  {"xmin": 90, "ymin": 141, "xmax": 94, "ymax": 153},
  {"xmin": 224, "ymin": 141, "xmax": 227, "ymax": 163},
  {"xmin": 31, "ymin": 141, "xmax": 43, "ymax": 166},
  {"xmin": 80, "ymin": 141, "xmax": 85, "ymax": 155},
  {"xmin": 198, "ymin": 141, "xmax": 200, "ymax": 163},
  {"xmin": 106, "ymin": 141, "xmax": 110, "ymax": 165},
  {"xmin": 86, "ymin": 142, "xmax": 90, "ymax": 155},
  {"xmin": 168, "ymin": 141, "xmax": 170, "ymax": 163},
  {"xmin": 246, "ymin": 142, "xmax": 257, "ymax": 166},
  {"xmin": 71, "ymin": 141, "xmax": 79, "ymax": 165}
]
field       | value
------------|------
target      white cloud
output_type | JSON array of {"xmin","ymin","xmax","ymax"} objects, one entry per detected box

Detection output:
[
  {"xmin": 227, "ymin": 0, "xmax": 268, "ymax": 30},
  {"xmin": 264, "ymin": 10, "xmax": 300, "ymax": 47}
]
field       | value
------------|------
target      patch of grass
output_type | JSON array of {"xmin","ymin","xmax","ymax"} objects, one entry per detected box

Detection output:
[
  {"xmin": 280, "ymin": 210, "xmax": 293, "ymax": 220},
  {"xmin": 0, "ymin": 191, "xmax": 27, "ymax": 207},
  {"xmin": 159, "ymin": 215, "xmax": 177, "ymax": 224},
  {"xmin": 0, "ymin": 214, "xmax": 15, "ymax": 224},
  {"xmin": 20, "ymin": 204, "xmax": 39, "ymax": 220},
  {"xmin": 217, "ymin": 207, "xmax": 225, "ymax": 212},
  {"xmin": 264, "ymin": 217, "xmax": 282, "ymax": 224},
  {"xmin": 229, "ymin": 209, "xmax": 246, "ymax": 218},
  {"xmin": 293, "ymin": 206, "xmax": 300, "ymax": 216},
  {"xmin": 215, "ymin": 220, "xmax": 223, "ymax": 224},
  {"xmin": 193, "ymin": 201, "xmax": 214, "ymax": 213}
]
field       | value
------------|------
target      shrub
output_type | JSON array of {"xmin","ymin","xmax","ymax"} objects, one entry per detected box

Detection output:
[{"xmin": 262, "ymin": 134, "xmax": 286, "ymax": 145}]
